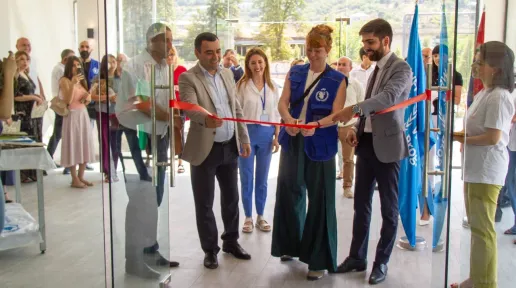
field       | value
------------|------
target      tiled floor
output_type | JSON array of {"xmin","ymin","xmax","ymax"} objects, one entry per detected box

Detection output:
[{"xmin": 1, "ymin": 141, "xmax": 515, "ymax": 288}]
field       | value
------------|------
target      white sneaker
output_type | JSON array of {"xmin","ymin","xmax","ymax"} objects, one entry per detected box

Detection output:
[
  {"xmin": 343, "ymin": 187, "xmax": 354, "ymax": 198},
  {"xmin": 462, "ymin": 216, "xmax": 470, "ymax": 228},
  {"xmin": 419, "ymin": 216, "xmax": 432, "ymax": 226}
]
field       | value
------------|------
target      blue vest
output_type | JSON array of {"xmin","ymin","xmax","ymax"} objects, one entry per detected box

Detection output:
[{"xmin": 279, "ymin": 64, "xmax": 347, "ymax": 161}]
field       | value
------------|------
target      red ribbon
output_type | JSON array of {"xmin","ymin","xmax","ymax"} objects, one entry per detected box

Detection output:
[{"xmin": 132, "ymin": 93, "xmax": 432, "ymax": 129}]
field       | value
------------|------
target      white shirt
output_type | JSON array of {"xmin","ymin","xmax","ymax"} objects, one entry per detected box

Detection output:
[
  {"xmin": 116, "ymin": 50, "xmax": 170, "ymax": 136},
  {"xmin": 464, "ymin": 87, "xmax": 515, "ymax": 185},
  {"xmin": 28, "ymin": 58, "xmax": 40, "ymax": 95},
  {"xmin": 339, "ymin": 77, "xmax": 365, "ymax": 127},
  {"xmin": 364, "ymin": 52, "xmax": 393, "ymax": 132},
  {"xmin": 299, "ymin": 71, "xmax": 322, "ymax": 123},
  {"xmin": 350, "ymin": 62, "xmax": 375, "ymax": 93},
  {"xmin": 507, "ymin": 90, "xmax": 516, "ymax": 151},
  {"xmin": 51, "ymin": 62, "xmax": 65, "ymax": 97},
  {"xmin": 199, "ymin": 64, "xmax": 235, "ymax": 142},
  {"xmin": 236, "ymin": 80, "xmax": 280, "ymax": 126}
]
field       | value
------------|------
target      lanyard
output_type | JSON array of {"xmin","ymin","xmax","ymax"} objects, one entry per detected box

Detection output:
[{"xmin": 260, "ymin": 82, "xmax": 266, "ymax": 112}]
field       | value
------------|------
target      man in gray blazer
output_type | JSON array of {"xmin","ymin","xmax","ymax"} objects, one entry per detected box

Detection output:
[
  {"xmin": 179, "ymin": 32, "xmax": 252, "ymax": 270},
  {"xmin": 332, "ymin": 19, "xmax": 412, "ymax": 285}
]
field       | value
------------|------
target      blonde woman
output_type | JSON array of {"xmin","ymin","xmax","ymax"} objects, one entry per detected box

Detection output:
[
  {"xmin": 236, "ymin": 48, "xmax": 280, "ymax": 234},
  {"xmin": 13, "ymin": 51, "xmax": 44, "ymax": 182}
]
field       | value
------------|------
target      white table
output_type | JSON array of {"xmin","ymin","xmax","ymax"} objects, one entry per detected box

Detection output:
[{"xmin": 0, "ymin": 146, "xmax": 56, "ymax": 253}]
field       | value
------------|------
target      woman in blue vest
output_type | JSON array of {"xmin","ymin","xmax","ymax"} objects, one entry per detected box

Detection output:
[{"xmin": 271, "ymin": 24, "xmax": 347, "ymax": 281}]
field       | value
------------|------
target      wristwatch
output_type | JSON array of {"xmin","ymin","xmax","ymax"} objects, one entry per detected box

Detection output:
[{"xmin": 351, "ymin": 104, "xmax": 362, "ymax": 116}]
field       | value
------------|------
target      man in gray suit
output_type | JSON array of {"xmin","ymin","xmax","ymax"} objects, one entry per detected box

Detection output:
[
  {"xmin": 332, "ymin": 18, "xmax": 412, "ymax": 285},
  {"xmin": 179, "ymin": 32, "xmax": 252, "ymax": 270}
]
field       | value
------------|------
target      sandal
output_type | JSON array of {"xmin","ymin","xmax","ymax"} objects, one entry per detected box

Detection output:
[
  {"xmin": 242, "ymin": 220, "xmax": 254, "ymax": 233},
  {"xmin": 71, "ymin": 182, "xmax": 87, "ymax": 189},
  {"xmin": 4, "ymin": 192, "xmax": 13, "ymax": 203},
  {"xmin": 178, "ymin": 165, "xmax": 185, "ymax": 174},
  {"xmin": 80, "ymin": 179, "xmax": 94, "ymax": 187},
  {"xmin": 256, "ymin": 219, "xmax": 271, "ymax": 232},
  {"xmin": 504, "ymin": 227, "xmax": 516, "ymax": 235}
]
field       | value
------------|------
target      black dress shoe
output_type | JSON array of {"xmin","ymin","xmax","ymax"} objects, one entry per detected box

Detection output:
[
  {"xmin": 140, "ymin": 174, "xmax": 152, "ymax": 182},
  {"xmin": 144, "ymin": 251, "xmax": 179, "ymax": 268},
  {"xmin": 369, "ymin": 263, "xmax": 388, "ymax": 285},
  {"xmin": 222, "ymin": 243, "xmax": 251, "ymax": 260},
  {"xmin": 280, "ymin": 255, "xmax": 294, "ymax": 262},
  {"xmin": 85, "ymin": 164, "xmax": 94, "ymax": 171},
  {"xmin": 204, "ymin": 252, "xmax": 218, "ymax": 269},
  {"xmin": 333, "ymin": 257, "xmax": 367, "ymax": 273},
  {"xmin": 63, "ymin": 167, "xmax": 70, "ymax": 175}
]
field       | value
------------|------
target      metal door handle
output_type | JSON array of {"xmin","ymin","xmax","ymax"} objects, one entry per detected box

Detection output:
[
  {"xmin": 168, "ymin": 64, "xmax": 176, "ymax": 188},
  {"xmin": 151, "ymin": 65, "xmax": 158, "ymax": 187},
  {"xmin": 150, "ymin": 64, "xmax": 176, "ymax": 188}
]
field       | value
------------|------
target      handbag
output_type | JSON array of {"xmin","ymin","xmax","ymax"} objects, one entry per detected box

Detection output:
[
  {"xmin": 50, "ymin": 87, "xmax": 69, "ymax": 117},
  {"xmin": 0, "ymin": 120, "xmax": 21, "ymax": 134},
  {"xmin": 31, "ymin": 100, "xmax": 48, "ymax": 118}
]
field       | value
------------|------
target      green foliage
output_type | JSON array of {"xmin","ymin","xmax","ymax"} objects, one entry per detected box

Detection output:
[{"xmin": 256, "ymin": 0, "xmax": 306, "ymax": 60}]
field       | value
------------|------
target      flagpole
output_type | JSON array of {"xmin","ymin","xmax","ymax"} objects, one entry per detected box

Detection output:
[{"xmin": 397, "ymin": 0, "xmax": 427, "ymax": 252}]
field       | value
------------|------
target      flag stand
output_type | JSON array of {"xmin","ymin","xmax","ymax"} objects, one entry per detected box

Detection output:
[{"xmin": 397, "ymin": 236, "xmax": 426, "ymax": 251}]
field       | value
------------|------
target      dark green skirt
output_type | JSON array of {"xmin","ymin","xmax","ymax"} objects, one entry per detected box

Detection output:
[{"xmin": 271, "ymin": 134, "xmax": 338, "ymax": 271}]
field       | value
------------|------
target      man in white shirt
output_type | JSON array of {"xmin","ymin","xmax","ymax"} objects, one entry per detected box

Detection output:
[
  {"xmin": 15, "ymin": 37, "xmax": 45, "ymax": 99},
  {"xmin": 116, "ymin": 23, "xmax": 179, "ymax": 279},
  {"xmin": 336, "ymin": 56, "xmax": 365, "ymax": 198},
  {"xmin": 47, "ymin": 49, "xmax": 75, "ymax": 168},
  {"xmin": 350, "ymin": 48, "xmax": 375, "ymax": 90}
]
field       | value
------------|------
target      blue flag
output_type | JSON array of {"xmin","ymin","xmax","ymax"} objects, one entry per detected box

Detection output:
[
  {"xmin": 398, "ymin": 3, "xmax": 427, "ymax": 247},
  {"xmin": 436, "ymin": 4, "xmax": 448, "ymax": 172},
  {"xmin": 433, "ymin": 3, "xmax": 449, "ymax": 248}
]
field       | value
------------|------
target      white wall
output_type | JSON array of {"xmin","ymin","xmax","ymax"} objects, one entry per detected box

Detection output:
[
  {"xmin": 76, "ymin": 0, "xmax": 118, "ymax": 60},
  {"xmin": 0, "ymin": 0, "xmax": 76, "ymax": 140},
  {"xmin": 484, "ymin": 0, "xmax": 506, "ymax": 42}
]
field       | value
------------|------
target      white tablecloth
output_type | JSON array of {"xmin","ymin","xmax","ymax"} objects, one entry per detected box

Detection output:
[{"xmin": 0, "ymin": 147, "xmax": 56, "ymax": 171}]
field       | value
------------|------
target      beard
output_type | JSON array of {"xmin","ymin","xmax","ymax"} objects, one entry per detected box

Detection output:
[
  {"xmin": 80, "ymin": 50, "xmax": 91, "ymax": 59},
  {"xmin": 366, "ymin": 45, "xmax": 385, "ymax": 62}
]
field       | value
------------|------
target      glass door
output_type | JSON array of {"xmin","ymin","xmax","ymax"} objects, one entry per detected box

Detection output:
[{"xmin": 105, "ymin": 0, "xmax": 176, "ymax": 286}]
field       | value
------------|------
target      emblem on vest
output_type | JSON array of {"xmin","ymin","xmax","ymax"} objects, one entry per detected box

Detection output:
[
  {"xmin": 315, "ymin": 88, "xmax": 329, "ymax": 102},
  {"xmin": 92, "ymin": 67, "xmax": 99, "ymax": 75}
]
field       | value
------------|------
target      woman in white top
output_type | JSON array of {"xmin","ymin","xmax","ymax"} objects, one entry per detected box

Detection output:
[
  {"xmin": 452, "ymin": 41, "xmax": 515, "ymax": 288},
  {"xmin": 236, "ymin": 48, "xmax": 280, "ymax": 234}
]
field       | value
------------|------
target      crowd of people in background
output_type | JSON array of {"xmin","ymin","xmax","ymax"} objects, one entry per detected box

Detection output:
[{"xmin": 1, "ymin": 16, "xmax": 515, "ymax": 288}]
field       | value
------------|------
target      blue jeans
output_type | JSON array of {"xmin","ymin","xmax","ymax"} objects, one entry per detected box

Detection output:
[
  {"xmin": 145, "ymin": 131, "xmax": 169, "ymax": 207},
  {"xmin": 238, "ymin": 124, "xmax": 275, "ymax": 217},
  {"xmin": 119, "ymin": 125, "xmax": 150, "ymax": 180},
  {"xmin": 501, "ymin": 149, "xmax": 516, "ymax": 229}
]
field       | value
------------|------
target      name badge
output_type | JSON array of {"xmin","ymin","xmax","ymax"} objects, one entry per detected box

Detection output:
[{"xmin": 260, "ymin": 113, "xmax": 269, "ymax": 122}]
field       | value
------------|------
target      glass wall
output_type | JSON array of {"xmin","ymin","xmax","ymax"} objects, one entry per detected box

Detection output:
[{"xmin": 4, "ymin": 0, "xmax": 515, "ymax": 288}]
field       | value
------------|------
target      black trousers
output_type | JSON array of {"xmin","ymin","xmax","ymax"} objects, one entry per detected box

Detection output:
[
  {"xmin": 349, "ymin": 133, "xmax": 400, "ymax": 265},
  {"xmin": 46, "ymin": 114, "xmax": 63, "ymax": 158},
  {"xmin": 190, "ymin": 137, "xmax": 240, "ymax": 254}
]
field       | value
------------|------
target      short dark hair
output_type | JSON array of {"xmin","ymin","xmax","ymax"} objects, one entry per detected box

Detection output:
[
  {"xmin": 479, "ymin": 41, "xmax": 515, "ymax": 93},
  {"xmin": 359, "ymin": 48, "xmax": 367, "ymax": 59},
  {"xmin": 359, "ymin": 18, "xmax": 393, "ymax": 48},
  {"xmin": 224, "ymin": 49, "xmax": 235, "ymax": 57},
  {"xmin": 61, "ymin": 49, "xmax": 74, "ymax": 60},
  {"xmin": 194, "ymin": 32, "xmax": 219, "ymax": 52}
]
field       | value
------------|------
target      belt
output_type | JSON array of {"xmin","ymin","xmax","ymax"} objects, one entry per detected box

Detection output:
[{"xmin": 214, "ymin": 138, "xmax": 234, "ymax": 145}]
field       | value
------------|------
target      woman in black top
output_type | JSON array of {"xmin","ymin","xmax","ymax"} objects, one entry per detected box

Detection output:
[
  {"xmin": 13, "ymin": 51, "xmax": 44, "ymax": 182},
  {"xmin": 421, "ymin": 45, "xmax": 463, "ymax": 224}
]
